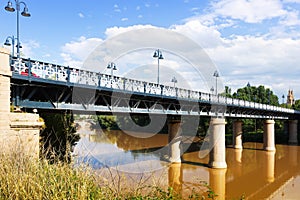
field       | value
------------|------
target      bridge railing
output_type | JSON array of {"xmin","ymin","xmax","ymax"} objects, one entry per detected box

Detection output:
[{"xmin": 10, "ymin": 57, "xmax": 300, "ymax": 115}]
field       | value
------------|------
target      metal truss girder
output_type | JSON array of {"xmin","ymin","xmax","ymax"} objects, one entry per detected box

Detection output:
[{"xmin": 40, "ymin": 89, "xmax": 56, "ymax": 108}]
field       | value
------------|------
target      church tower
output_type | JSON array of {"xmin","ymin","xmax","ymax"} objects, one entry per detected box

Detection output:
[{"xmin": 287, "ymin": 89, "xmax": 295, "ymax": 106}]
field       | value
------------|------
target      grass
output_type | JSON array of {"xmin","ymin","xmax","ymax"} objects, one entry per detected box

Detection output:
[
  {"xmin": 0, "ymin": 154, "xmax": 101, "ymax": 200},
  {"xmin": 0, "ymin": 153, "xmax": 217, "ymax": 200}
]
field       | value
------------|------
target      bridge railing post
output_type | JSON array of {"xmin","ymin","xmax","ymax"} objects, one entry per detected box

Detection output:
[
  {"xmin": 98, "ymin": 73, "xmax": 102, "ymax": 87},
  {"xmin": 144, "ymin": 82, "xmax": 148, "ymax": 93},
  {"xmin": 160, "ymin": 85, "xmax": 164, "ymax": 96},
  {"xmin": 66, "ymin": 66, "xmax": 70, "ymax": 84},
  {"xmin": 27, "ymin": 58, "xmax": 32, "ymax": 78},
  {"xmin": 123, "ymin": 78, "xmax": 127, "ymax": 91}
]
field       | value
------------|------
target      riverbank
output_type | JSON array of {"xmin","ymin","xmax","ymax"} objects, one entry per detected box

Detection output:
[{"xmin": 0, "ymin": 153, "xmax": 215, "ymax": 200}]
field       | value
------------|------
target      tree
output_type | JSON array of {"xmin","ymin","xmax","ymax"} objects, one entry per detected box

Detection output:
[
  {"xmin": 40, "ymin": 112, "xmax": 80, "ymax": 163},
  {"xmin": 231, "ymin": 84, "xmax": 279, "ymax": 106},
  {"xmin": 294, "ymin": 99, "xmax": 300, "ymax": 110},
  {"xmin": 222, "ymin": 84, "xmax": 284, "ymax": 142}
]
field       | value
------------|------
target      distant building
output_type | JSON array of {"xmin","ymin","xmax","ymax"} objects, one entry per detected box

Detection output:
[{"xmin": 287, "ymin": 89, "xmax": 295, "ymax": 106}]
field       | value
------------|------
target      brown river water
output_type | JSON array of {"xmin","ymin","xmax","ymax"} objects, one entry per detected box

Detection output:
[{"xmin": 74, "ymin": 120, "xmax": 300, "ymax": 199}]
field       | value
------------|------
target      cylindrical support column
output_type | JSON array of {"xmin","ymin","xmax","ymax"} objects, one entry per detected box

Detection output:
[
  {"xmin": 284, "ymin": 121, "xmax": 289, "ymax": 136},
  {"xmin": 232, "ymin": 120, "xmax": 243, "ymax": 149},
  {"xmin": 288, "ymin": 120, "xmax": 298, "ymax": 145},
  {"xmin": 209, "ymin": 168, "xmax": 227, "ymax": 200},
  {"xmin": 168, "ymin": 163, "xmax": 182, "ymax": 194},
  {"xmin": 208, "ymin": 118, "xmax": 227, "ymax": 169},
  {"xmin": 168, "ymin": 120, "xmax": 182, "ymax": 163},
  {"xmin": 263, "ymin": 119, "xmax": 276, "ymax": 151}
]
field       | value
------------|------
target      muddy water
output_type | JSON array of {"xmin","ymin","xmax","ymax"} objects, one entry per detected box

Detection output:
[{"xmin": 74, "ymin": 121, "xmax": 300, "ymax": 199}]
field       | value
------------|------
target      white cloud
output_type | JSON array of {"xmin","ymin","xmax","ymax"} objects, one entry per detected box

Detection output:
[
  {"xmin": 104, "ymin": 24, "xmax": 157, "ymax": 38},
  {"xmin": 22, "ymin": 40, "xmax": 40, "ymax": 58},
  {"xmin": 121, "ymin": 18, "xmax": 128, "ymax": 22},
  {"xmin": 279, "ymin": 10, "xmax": 300, "ymax": 26},
  {"xmin": 61, "ymin": 36, "xmax": 103, "ymax": 67},
  {"xmin": 283, "ymin": 0, "xmax": 300, "ymax": 3},
  {"xmin": 191, "ymin": 7, "xmax": 199, "ymax": 12},
  {"xmin": 171, "ymin": 20, "xmax": 224, "ymax": 48},
  {"xmin": 211, "ymin": 0, "xmax": 287, "ymax": 23},
  {"xmin": 78, "ymin": 12, "xmax": 84, "ymax": 18},
  {"xmin": 204, "ymin": 35, "xmax": 300, "ymax": 97},
  {"xmin": 56, "ymin": 0, "xmax": 300, "ymax": 98},
  {"xmin": 114, "ymin": 4, "xmax": 121, "ymax": 13}
]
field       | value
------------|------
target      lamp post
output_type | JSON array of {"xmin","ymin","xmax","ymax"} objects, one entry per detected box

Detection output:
[
  {"xmin": 210, "ymin": 86, "xmax": 214, "ymax": 94},
  {"xmin": 4, "ymin": 0, "xmax": 31, "ymax": 59},
  {"xmin": 282, "ymin": 94, "xmax": 285, "ymax": 106},
  {"xmin": 107, "ymin": 62, "xmax": 117, "ymax": 78},
  {"xmin": 171, "ymin": 76, "xmax": 177, "ymax": 87},
  {"xmin": 107, "ymin": 62, "xmax": 117, "ymax": 88},
  {"xmin": 247, "ymin": 82, "xmax": 251, "ymax": 101},
  {"xmin": 153, "ymin": 49, "xmax": 164, "ymax": 85},
  {"xmin": 268, "ymin": 90, "xmax": 271, "ymax": 105},
  {"xmin": 3, "ymin": 35, "xmax": 20, "ymax": 57},
  {"xmin": 213, "ymin": 70, "xmax": 219, "ymax": 95}
]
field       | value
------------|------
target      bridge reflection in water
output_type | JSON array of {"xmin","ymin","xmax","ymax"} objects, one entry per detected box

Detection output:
[{"xmin": 74, "ymin": 122, "xmax": 300, "ymax": 199}]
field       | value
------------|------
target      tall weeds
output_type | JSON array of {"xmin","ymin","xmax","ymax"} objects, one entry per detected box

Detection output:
[
  {"xmin": 0, "ymin": 153, "xmax": 216, "ymax": 200},
  {"xmin": 0, "ymin": 154, "xmax": 102, "ymax": 200}
]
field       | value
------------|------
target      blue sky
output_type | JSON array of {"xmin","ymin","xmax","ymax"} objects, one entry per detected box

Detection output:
[{"xmin": 1, "ymin": 0, "xmax": 300, "ymax": 99}]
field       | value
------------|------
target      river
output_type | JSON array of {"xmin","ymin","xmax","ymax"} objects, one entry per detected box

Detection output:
[{"xmin": 73, "ymin": 119, "xmax": 300, "ymax": 199}]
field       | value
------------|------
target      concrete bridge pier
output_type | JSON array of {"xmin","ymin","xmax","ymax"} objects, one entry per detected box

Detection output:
[
  {"xmin": 263, "ymin": 119, "xmax": 276, "ymax": 151},
  {"xmin": 208, "ymin": 118, "xmax": 227, "ymax": 169},
  {"xmin": 288, "ymin": 120, "xmax": 298, "ymax": 145},
  {"xmin": 168, "ymin": 119, "xmax": 182, "ymax": 163},
  {"xmin": 0, "ymin": 47, "xmax": 43, "ymax": 158},
  {"xmin": 232, "ymin": 120, "xmax": 243, "ymax": 149},
  {"xmin": 0, "ymin": 48, "xmax": 11, "ymax": 134}
]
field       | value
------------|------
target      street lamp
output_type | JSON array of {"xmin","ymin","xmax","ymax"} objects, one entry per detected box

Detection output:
[
  {"xmin": 213, "ymin": 70, "xmax": 219, "ymax": 95},
  {"xmin": 247, "ymin": 82, "xmax": 251, "ymax": 101},
  {"xmin": 268, "ymin": 90, "xmax": 271, "ymax": 105},
  {"xmin": 3, "ymin": 35, "xmax": 19, "ymax": 57},
  {"xmin": 171, "ymin": 76, "xmax": 177, "ymax": 87},
  {"xmin": 153, "ymin": 49, "xmax": 164, "ymax": 85},
  {"xmin": 282, "ymin": 94, "xmax": 285, "ymax": 106},
  {"xmin": 210, "ymin": 86, "xmax": 214, "ymax": 94},
  {"xmin": 107, "ymin": 62, "xmax": 117, "ymax": 78},
  {"xmin": 107, "ymin": 62, "xmax": 117, "ymax": 88},
  {"xmin": 4, "ymin": 0, "xmax": 31, "ymax": 59}
]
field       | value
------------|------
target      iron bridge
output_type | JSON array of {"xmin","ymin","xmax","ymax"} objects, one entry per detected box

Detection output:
[{"xmin": 10, "ymin": 57, "xmax": 300, "ymax": 119}]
